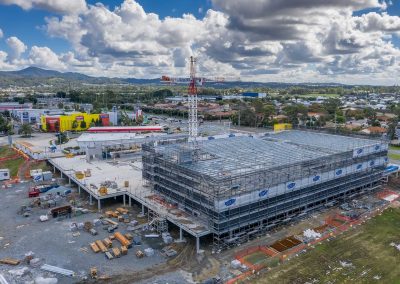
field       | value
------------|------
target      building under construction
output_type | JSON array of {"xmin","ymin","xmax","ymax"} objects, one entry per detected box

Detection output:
[{"xmin": 142, "ymin": 130, "xmax": 388, "ymax": 251}]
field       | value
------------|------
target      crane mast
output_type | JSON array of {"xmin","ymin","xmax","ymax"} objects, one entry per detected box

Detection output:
[{"xmin": 188, "ymin": 56, "xmax": 198, "ymax": 139}]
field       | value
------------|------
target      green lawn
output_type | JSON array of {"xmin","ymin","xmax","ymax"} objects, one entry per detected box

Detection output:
[
  {"xmin": 0, "ymin": 157, "xmax": 25, "ymax": 177},
  {"xmin": 0, "ymin": 146, "xmax": 16, "ymax": 157},
  {"xmin": 254, "ymin": 208, "xmax": 400, "ymax": 284},
  {"xmin": 389, "ymin": 145, "xmax": 400, "ymax": 151},
  {"xmin": 389, "ymin": 153, "xmax": 400, "ymax": 160},
  {"xmin": 29, "ymin": 161, "xmax": 50, "ymax": 172}
]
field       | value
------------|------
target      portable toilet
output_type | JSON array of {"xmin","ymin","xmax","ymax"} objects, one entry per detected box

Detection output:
[{"xmin": 0, "ymin": 169, "xmax": 10, "ymax": 181}]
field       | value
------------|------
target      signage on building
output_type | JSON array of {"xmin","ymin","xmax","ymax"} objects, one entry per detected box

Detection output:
[{"xmin": 76, "ymin": 116, "xmax": 84, "ymax": 121}]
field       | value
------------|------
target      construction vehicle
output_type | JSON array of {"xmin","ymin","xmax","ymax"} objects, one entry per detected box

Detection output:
[
  {"xmin": 28, "ymin": 187, "xmax": 40, "ymax": 198},
  {"xmin": 50, "ymin": 205, "xmax": 72, "ymax": 218}
]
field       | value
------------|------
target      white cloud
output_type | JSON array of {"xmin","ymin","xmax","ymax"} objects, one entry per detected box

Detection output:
[
  {"xmin": 6, "ymin": 36, "xmax": 27, "ymax": 62},
  {"xmin": 0, "ymin": 0, "xmax": 87, "ymax": 14},
  {"xmin": 0, "ymin": 28, "xmax": 3, "ymax": 38},
  {"xmin": 2, "ymin": 0, "xmax": 400, "ymax": 84},
  {"xmin": 28, "ymin": 46, "xmax": 66, "ymax": 69}
]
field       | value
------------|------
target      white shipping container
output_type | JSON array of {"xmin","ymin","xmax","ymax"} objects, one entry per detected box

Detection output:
[
  {"xmin": 32, "ymin": 173, "xmax": 43, "ymax": 182},
  {"xmin": 42, "ymin": 171, "xmax": 53, "ymax": 181},
  {"xmin": 0, "ymin": 169, "xmax": 10, "ymax": 181}
]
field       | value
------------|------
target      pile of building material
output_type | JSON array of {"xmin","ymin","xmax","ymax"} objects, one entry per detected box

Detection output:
[
  {"xmin": 231, "ymin": 259, "xmax": 241, "ymax": 269},
  {"xmin": 390, "ymin": 242, "xmax": 400, "ymax": 251},
  {"xmin": 41, "ymin": 264, "xmax": 75, "ymax": 277},
  {"xmin": 144, "ymin": 248, "xmax": 154, "ymax": 257},
  {"xmin": 100, "ymin": 180, "xmax": 117, "ymax": 189},
  {"xmin": 89, "ymin": 231, "xmax": 132, "ymax": 260},
  {"xmin": 0, "ymin": 258, "xmax": 20, "ymax": 265},
  {"xmin": 303, "ymin": 229, "xmax": 322, "ymax": 242},
  {"xmin": 161, "ymin": 246, "xmax": 177, "ymax": 257},
  {"xmin": 162, "ymin": 232, "xmax": 173, "ymax": 244}
]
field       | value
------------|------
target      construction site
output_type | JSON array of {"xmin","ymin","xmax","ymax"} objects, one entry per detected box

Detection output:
[
  {"xmin": 142, "ymin": 130, "xmax": 388, "ymax": 252},
  {"xmin": 1, "ymin": 57, "xmax": 400, "ymax": 284}
]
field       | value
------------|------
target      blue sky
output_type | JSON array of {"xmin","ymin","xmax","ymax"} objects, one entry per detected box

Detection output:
[{"xmin": 0, "ymin": 0, "xmax": 399, "ymax": 85}]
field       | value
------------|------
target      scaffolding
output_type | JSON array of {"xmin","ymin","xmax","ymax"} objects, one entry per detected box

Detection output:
[
  {"xmin": 142, "ymin": 130, "xmax": 388, "ymax": 251},
  {"xmin": 148, "ymin": 208, "xmax": 168, "ymax": 234}
]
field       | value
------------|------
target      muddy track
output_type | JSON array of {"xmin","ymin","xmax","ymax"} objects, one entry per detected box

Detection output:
[{"xmin": 79, "ymin": 241, "xmax": 197, "ymax": 284}]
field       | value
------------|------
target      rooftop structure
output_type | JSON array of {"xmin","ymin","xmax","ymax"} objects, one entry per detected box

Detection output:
[{"xmin": 87, "ymin": 126, "xmax": 164, "ymax": 133}]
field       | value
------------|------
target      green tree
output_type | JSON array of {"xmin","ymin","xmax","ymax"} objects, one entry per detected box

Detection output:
[
  {"xmin": 19, "ymin": 123, "xmax": 32, "ymax": 137},
  {"xmin": 0, "ymin": 115, "xmax": 11, "ymax": 134},
  {"xmin": 323, "ymin": 98, "xmax": 342, "ymax": 115},
  {"xmin": 72, "ymin": 120, "xmax": 78, "ymax": 129},
  {"xmin": 80, "ymin": 120, "xmax": 87, "ymax": 129},
  {"xmin": 387, "ymin": 119, "xmax": 398, "ymax": 140}
]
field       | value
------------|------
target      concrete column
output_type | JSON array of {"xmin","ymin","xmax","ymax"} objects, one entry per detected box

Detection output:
[
  {"xmin": 68, "ymin": 178, "xmax": 71, "ymax": 185},
  {"xmin": 196, "ymin": 236, "xmax": 200, "ymax": 254},
  {"xmin": 78, "ymin": 186, "xmax": 81, "ymax": 195},
  {"xmin": 141, "ymin": 204, "xmax": 145, "ymax": 214},
  {"xmin": 179, "ymin": 227, "xmax": 183, "ymax": 241},
  {"xmin": 123, "ymin": 195, "xmax": 126, "ymax": 206},
  {"xmin": 53, "ymin": 165, "xmax": 56, "ymax": 173},
  {"xmin": 128, "ymin": 196, "xmax": 131, "ymax": 207},
  {"xmin": 89, "ymin": 194, "xmax": 93, "ymax": 205},
  {"xmin": 98, "ymin": 199, "xmax": 101, "ymax": 211},
  {"xmin": 60, "ymin": 172, "xmax": 63, "ymax": 178}
]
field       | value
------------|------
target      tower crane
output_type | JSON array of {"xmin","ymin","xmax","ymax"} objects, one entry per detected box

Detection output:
[{"xmin": 161, "ymin": 56, "xmax": 225, "ymax": 140}]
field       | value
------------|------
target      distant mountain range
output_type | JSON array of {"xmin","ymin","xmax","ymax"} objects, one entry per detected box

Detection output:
[{"xmin": 0, "ymin": 66, "xmax": 350, "ymax": 88}]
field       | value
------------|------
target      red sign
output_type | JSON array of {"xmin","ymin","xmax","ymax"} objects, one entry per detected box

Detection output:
[{"xmin": 75, "ymin": 116, "xmax": 84, "ymax": 121}]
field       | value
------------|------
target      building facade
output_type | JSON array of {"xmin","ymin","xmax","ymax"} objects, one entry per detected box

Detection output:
[{"xmin": 40, "ymin": 112, "xmax": 109, "ymax": 132}]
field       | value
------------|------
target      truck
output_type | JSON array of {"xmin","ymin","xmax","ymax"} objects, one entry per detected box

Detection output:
[
  {"xmin": 28, "ymin": 187, "xmax": 40, "ymax": 198},
  {"xmin": 50, "ymin": 205, "xmax": 72, "ymax": 218}
]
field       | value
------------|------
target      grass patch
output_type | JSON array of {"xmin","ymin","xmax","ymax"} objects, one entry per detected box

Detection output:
[
  {"xmin": 0, "ymin": 157, "xmax": 25, "ymax": 177},
  {"xmin": 30, "ymin": 161, "xmax": 50, "ymax": 172},
  {"xmin": 389, "ymin": 145, "xmax": 400, "ymax": 150},
  {"xmin": 0, "ymin": 146, "xmax": 16, "ymax": 158},
  {"xmin": 254, "ymin": 208, "xmax": 400, "ymax": 284},
  {"xmin": 389, "ymin": 153, "xmax": 400, "ymax": 160},
  {"xmin": 243, "ymin": 251, "xmax": 270, "ymax": 266}
]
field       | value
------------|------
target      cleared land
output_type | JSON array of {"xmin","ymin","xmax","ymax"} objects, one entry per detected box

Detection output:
[{"xmin": 253, "ymin": 207, "xmax": 400, "ymax": 284}]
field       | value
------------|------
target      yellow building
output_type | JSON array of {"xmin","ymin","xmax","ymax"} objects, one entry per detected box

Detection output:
[
  {"xmin": 41, "ymin": 112, "xmax": 102, "ymax": 132},
  {"xmin": 273, "ymin": 123, "xmax": 292, "ymax": 132}
]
